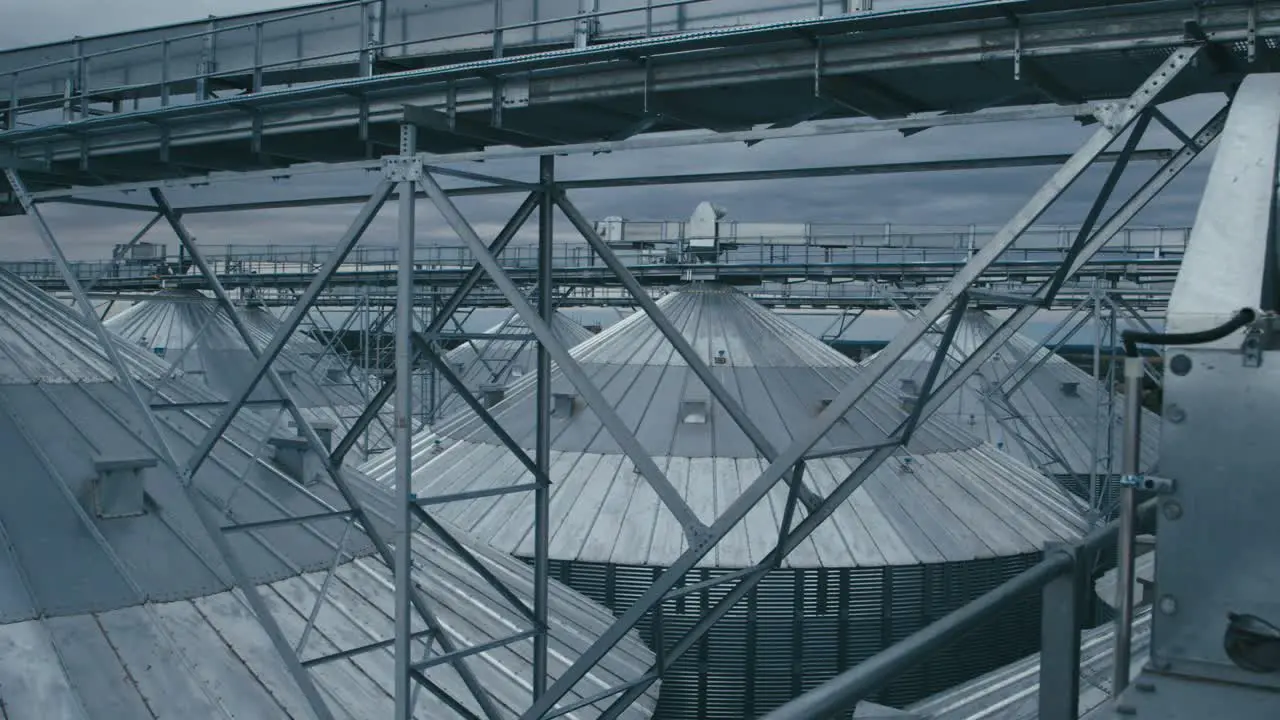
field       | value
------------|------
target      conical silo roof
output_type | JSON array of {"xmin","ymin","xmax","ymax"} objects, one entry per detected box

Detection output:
[
  {"xmin": 434, "ymin": 311, "xmax": 595, "ymax": 422},
  {"xmin": 106, "ymin": 290, "xmax": 395, "ymax": 461},
  {"xmin": 362, "ymin": 285, "xmax": 1089, "ymax": 715},
  {"xmin": 0, "ymin": 269, "xmax": 657, "ymax": 719},
  {"xmin": 872, "ymin": 309, "xmax": 1161, "ymax": 479},
  {"xmin": 367, "ymin": 284, "xmax": 1086, "ymax": 570}
]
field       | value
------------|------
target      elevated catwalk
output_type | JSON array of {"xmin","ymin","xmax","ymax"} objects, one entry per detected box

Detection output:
[{"xmin": 2, "ymin": 0, "xmax": 1277, "ymax": 209}]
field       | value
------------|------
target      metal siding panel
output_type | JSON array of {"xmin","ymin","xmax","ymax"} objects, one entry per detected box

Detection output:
[
  {"xmin": 0, "ymin": 620, "xmax": 94, "ymax": 720},
  {"xmin": 97, "ymin": 604, "xmax": 231, "ymax": 718}
]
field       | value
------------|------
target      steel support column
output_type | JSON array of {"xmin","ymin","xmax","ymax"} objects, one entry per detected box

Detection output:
[
  {"xmin": 0, "ymin": 169, "xmax": 340, "ymax": 720},
  {"xmin": 330, "ymin": 191, "xmax": 540, "ymax": 464},
  {"xmin": 534, "ymin": 154, "xmax": 554, "ymax": 699},
  {"xmin": 1039, "ymin": 543, "xmax": 1085, "ymax": 720},
  {"xmin": 394, "ymin": 122, "xmax": 418, "ymax": 720},
  {"xmin": 520, "ymin": 45, "xmax": 1200, "ymax": 720},
  {"xmin": 557, "ymin": 194, "xmax": 823, "ymax": 511},
  {"xmin": 419, "ymin": 170, "xmax": 706, "ymax": 538}
]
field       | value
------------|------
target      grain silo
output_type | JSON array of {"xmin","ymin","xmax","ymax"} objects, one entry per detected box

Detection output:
[
  {"xmin": 365, "ymin": 284, "xmax": 1088, "ymax": 717},
  {"xmin": 435, "ymin": 310, "xmax": 594, "ymax": 421},
  {"xmin": 106, "ymin": 289, "xmax": 395, "ymax": 461},
  {"xmin": 0, "ymin": 269, "xmax": 658, "ymax": 719},
  {"xmin": 873, "ymin": 309, "xmax": 1162, "ymax": 488}
]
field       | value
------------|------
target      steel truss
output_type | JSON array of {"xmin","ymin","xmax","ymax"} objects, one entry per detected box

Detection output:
[{"xmin": 0, "ymin": 40, "xmax": 1229, "ymax": 719}]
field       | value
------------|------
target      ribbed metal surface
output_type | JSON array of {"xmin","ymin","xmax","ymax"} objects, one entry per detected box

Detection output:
[
  {"xmin": 364, "ymin": 284, "xmax": 1089, "ymax": 717},
  {"xmin": 551, "ymin": 555, "xmax": 1045, "ymax": 717},
  {"xmin": 106, "ymin": 289, "xmax": 395, "ymax": 460},
  {"xmin": 911, "ymin": 610, "xmax": 1154, "ymax": 719},
  {"xmin": 0, "ymin": 268, "xmax": 659, "ymax": 719},
  {"xmin": 435, "ymin": 311, "xmax": 594, "ymax": 422},
  {"xmin": 873, "ymin": 309, "xmax": 1162, "ymax": 478}
]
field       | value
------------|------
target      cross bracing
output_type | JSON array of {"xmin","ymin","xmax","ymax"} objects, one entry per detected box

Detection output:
[{"xmin": 0, "ymin": 0, "xmax": 1273, "ymax": 717}]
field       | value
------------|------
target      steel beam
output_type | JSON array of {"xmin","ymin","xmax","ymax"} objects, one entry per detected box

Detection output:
[
  {"xmin": 182, "ymin": 180, "xmax": 394, "ymax": 478},
  {"xmin": 330, "ymin": 191, "xmax": 539, "ymax": 464},
  {"xmin": 394, "ymin": 123, "xmax": 418, "ymax": 720},
  {"xmin": 557, "ymin": 193, "xmax": 824, "ymax": 512},
  {"xmin": 153, "ymin": 177, "xmax": 503, "ymax": 720},
  {"xmin": 519, "ymin": 47, "xmax": 1200, "ymax": 718},
  {"xmin": 1, "ymin": 169, "xmax": 341, "ymax": 720},
  {"xmin": 420, "ymin": 170, "xmax": 706, "ymax": 538},
  {"xmin": 534, "ymin": 154, "xmax": 554, "ymax": 700}
]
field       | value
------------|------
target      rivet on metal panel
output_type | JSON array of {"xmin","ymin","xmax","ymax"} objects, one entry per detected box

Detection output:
[
  {"xmin": 1159, "ymin": 595, "xmax": 1178, "ymax": 615},
  {"xmin": 1162, "ymin": 500, "xmax": 1183, "ymax": 521}
]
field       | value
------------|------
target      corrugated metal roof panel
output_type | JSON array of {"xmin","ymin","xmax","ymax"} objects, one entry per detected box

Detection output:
[
  {"xmin": 361, "ymin": 284, "xmax": 1087, "ymax": 569},
  {"xmin": 910, "ymin": 611, "xmax": 1153, "ymax": 719},
  {"xmin": 105, "ymin": 290, "xmax": 395, "ymax": 460},
  {"xmin": 0, "ymin": 268, "xmax": 658, "ymax": 719},
  {"xmin": 872, "ymin": 309, "xmax": 1162, "ymax": 477},
  {"xmin": 435, "ymin": 310, "xmax": 594, "ymax": 421}
]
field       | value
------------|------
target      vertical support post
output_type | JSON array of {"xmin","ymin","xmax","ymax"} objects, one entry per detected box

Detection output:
[
  {"xmin": 394, "ymin": 122, "xmax": 418, "ymax": 720},
  {"xmin": 1113, "ymin": 355, "xmax": 1144, "ymax": 695},
  {"xmin": 253, "ymin": 23, "xmax": 264, "ymax": 93},
  {"xmin": 493, "ymin": 0, "xmax": 505, "ymax": 58},
  {"xmin": 1039, "ymin": 545, "xmax": 1083, "ymax": 720},
  {"xmin": 533, "ymin": 155, "xmax": 554, "ymax": 699}
]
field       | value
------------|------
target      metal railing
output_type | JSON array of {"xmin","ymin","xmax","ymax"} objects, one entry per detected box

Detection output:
[
  {"xmin": 1, "ymin": 0, "xmax": 934, "ymax": 131},
  {"xmin": 0, "ymin": 230, "xmax": 1187, "ymax": 286},
  {"xmin": 761, "ymin": 498, "xmax": 1159, "ymax": 720}
]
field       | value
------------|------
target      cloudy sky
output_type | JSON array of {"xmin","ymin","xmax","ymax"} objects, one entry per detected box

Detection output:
[{"xmin": 0, "ymin": 0, "xmax": 1224, "ymax": 261}]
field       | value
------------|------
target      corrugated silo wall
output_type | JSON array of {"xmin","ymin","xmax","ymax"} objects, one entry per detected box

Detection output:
[{"xmin": 546, "ymin": 555, "xmax": 1046, "ymax": 719}]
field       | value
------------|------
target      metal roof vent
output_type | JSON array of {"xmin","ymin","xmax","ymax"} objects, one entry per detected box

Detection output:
[
  {"xmin": 268, "ymin": 436, "xmax": 324, "ymax": 486},
  {"xmin": 92, "ymin": 456, "xmax": 156, "ymax": 518},
  {"xmin": 278, "ymin": 369, "xmax": 297, "ymax": 387},
  {"xmin": 898, "ymin": 456, "xmax": 915, "ymax": 475},
  {"xmin": 679, "ymin": 399, "xmax": 710, "ymax": 424},
  {"xmin": 713, "ymin": 349, "xmax": 727, "ymax": 365},
  {"xmin": 480, "ymin": 384, "xmax": 506, "ymax": 408},
  {"xmin": 431, "ymin": 438, "xmax": 444, "ymax": 456},
  {"xmin": 153, "ymin": 347, "xmax": 167, "ymax": 358},
  {"xmin": 968, "ymin": 413, "xmax": 977, "ymax": 426},
  {"xmin": 326, "ymin": 367, "xmax": 347, "ymax": 383},
  {"xmin": 552, "ymin": 392, "xmax": 577, "ymax": 419},
  {"xmin": 453, "ymin": 361, "xmax": 466, "ymax": 376},
  {"xmin": 1059, "ymin": 381, "xmax": 1080, "ymax": 397},
  {"xmin": 585, "ymin": 323, "xmax": 603, "ymax": 334},
  {"xmin": 899, "ymin": 379, "xmax": 919, "ymax": 394}
]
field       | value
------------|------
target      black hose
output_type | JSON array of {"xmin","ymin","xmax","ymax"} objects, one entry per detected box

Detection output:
[{"xmin": 1121, "ymin": 307, "xmax": 1257, "ymax": 358}]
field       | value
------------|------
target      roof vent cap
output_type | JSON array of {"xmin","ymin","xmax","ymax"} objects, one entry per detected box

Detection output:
[
  {"xmin": 92, "ymin": 455, "xmax": 157, "ymax": 518},
  {"xmin": 1059, "ymin": 381, "xmax": 1080, "ymax": 397},
  {"xmin": 277, "ymin": 369, "xmax": 296, "ymax": 387},
  {"xmin": 899, "ymin": 378, "xmax": 919, "ymax": 394},
  {"xmin": 679, "ymin": 399, "xmax": 710, "ymax": 424},
  {"xmin": 326, "ymin": 367, "xmax": 347, "ymax": 383},
  {"xmin": 552, "ymin": 392, "xmax": 577, "ymax": 419},
  {"xmin": 898, "ymin": 456, "xmax": 915, "ymax": 474},
  {"xmin": 480, "ymin": 383, "xmax": 506, "ymax": 408},
  {"xmin": 268, "ymin": 436, "xmax": 324, "ymax": 486},
  {"xmin": 713, "ymin": 350, "xmax": 727, "ymax": 365}
]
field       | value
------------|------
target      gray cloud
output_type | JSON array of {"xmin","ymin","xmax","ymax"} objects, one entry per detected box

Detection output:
[{"xmin": 0, "ymin": 3, "xmax": 1225, "ymax": 260}]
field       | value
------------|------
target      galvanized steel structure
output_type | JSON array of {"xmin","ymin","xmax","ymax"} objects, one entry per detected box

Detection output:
[
  {"xmin": 435, "ymin": 311, "xmax": 595, "ymax": 422},
  {"xmin": 106, "ymin": 289, "xmax": 398, "ymax": 460},
  {"xmin": 0, "ymin": 267, "xmax": 658, "ymax": 719},
  {"xmin": 872, "ymin": 308, "xmax": 1163, "ymax": 516},
  {"xmin": 364, "ymin": 283, "xmax": 1088, "ymax": 715},
  {"xmin": 2, "ymin": 0, "xmax": 1276, "ymax": 718}
]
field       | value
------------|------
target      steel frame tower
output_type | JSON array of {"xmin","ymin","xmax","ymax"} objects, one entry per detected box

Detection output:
[{"xmin": 3, "ymin": 1, "xmax": 1277, "ymax": 717}]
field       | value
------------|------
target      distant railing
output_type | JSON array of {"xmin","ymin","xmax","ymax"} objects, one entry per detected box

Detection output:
[
  {"xmin": 0, "ymin": 0, "xmax": 939, "ymax": 132},
  {"xmin": 0, "ymin": 225, "xmax": 1188, "ymax": 286}
]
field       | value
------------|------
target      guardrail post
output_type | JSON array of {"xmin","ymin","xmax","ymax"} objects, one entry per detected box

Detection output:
[{"xmin": 1039, "ymin": 542, "xmax": 1084, "ymax": 720}]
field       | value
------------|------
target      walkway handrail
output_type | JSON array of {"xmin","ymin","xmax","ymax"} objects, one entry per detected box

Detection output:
[{"xmin": 760, "ymin": 498, "xmax": 1158, "ymax": 720}]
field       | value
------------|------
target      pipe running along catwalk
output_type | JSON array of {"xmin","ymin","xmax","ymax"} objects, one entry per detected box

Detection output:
[{"xmin": 1, "ymin": 0, "xmax": 1276, "ymax": 718}]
